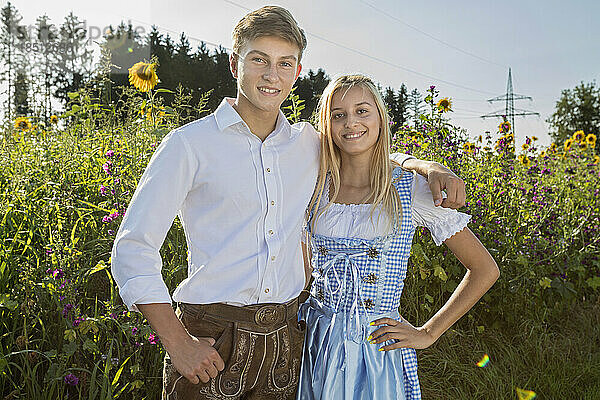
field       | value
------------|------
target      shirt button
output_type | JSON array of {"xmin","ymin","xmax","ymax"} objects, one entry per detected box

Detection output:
[
  {"xmin": 268, "ymin": 229, "xmax": 274, "ymax": 235},
  {"xmin": 264, "ymin": 288, "xmax": 270, "ymax": 293},
  {"xmin": 271, "ymin": 200, "xmax": 275, "ymax": 206},
  {"xmin": 266, "ymin": 168, "xmax": 271, "ymax": 173},
  {"xmin": 271, "ymin": 256, "xmax": 276, "ymax": 261}
]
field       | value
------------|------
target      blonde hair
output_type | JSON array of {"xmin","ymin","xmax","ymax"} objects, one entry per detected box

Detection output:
[
  {"xmin": 307, "ymin": 74, "xmax": 402, "ymax": 233},
  {"xmin": 232, "ymin": 6, "xmax": 307, "ymax": 62}
]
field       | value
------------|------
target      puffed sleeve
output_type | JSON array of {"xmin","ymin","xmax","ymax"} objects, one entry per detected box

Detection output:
[
  {"xmin": 411, "ymin": 173, "xmax": 471, "ymax": 246},
  {"xmin": 110, "ymin": 129, "xmax": 198, "ymax": 312}
]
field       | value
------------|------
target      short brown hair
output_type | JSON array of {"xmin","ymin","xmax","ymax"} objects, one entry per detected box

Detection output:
[{"xmin": 232, "ymin": 6, "xmax": 307, "ymax": 62}]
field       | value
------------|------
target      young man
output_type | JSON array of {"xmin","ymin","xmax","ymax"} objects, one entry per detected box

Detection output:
[{"xmin": 110, "ymin": 6, "xmax": 466, "ymax": 400}]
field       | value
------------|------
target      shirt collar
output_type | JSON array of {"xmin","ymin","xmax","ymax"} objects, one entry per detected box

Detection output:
[{"xmin": 214, "ymin": 97, "xmax": 297, "ymax": 139}]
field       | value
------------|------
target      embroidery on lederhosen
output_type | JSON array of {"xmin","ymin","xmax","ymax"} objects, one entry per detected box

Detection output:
[
  {"xmin": 260, "ymin": 326, "xmax": 300, "ymax": 399},
  {"xmin": 198, "ymin": 328, "xmax": 254, "ymax": 399}
]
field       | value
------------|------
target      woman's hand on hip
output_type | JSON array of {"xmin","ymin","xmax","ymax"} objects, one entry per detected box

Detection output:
[{"xmin": 368, "ymin": 317, "xmax": 436, "ymax": 351}]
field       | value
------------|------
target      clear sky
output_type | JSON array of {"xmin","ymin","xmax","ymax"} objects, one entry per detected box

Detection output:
[{"xmin": 7, "ymin": 0, "xmax": 600, "ymax": 148}]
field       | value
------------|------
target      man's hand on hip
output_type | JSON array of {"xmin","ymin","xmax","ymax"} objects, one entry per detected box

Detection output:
[{"xmin": 167, "ymin": 334, "xmax": 225, "ymax": 384}]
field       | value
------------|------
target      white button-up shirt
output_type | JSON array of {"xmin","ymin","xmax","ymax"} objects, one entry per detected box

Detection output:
[{"xmin": 111, "ymin": 97, "xmax": 413, "ymax": 312}]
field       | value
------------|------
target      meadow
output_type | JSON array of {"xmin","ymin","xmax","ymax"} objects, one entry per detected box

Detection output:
[{"xmin": 0, "ymin": 65, "xmax": 599, "ymax": 399}]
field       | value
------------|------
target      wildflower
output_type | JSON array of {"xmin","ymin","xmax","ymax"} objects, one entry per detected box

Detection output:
[
  {"xmin": 429, "ymin": 85, "xmax": 436, "ymax": 91},
  {"xmin": 102, "ymin": 162, "xmax": 112, "ymax": 174},
  {"xmin": 436, "ymin": 97, "xmax": 452, "ymax": 112},
  {"xmin": 564, "ymin": 138, "xmax": 574, "ymax": 151},
  {"xmin": 111, "ymin": 357, "xmax": 120, "ymax": 365},
  {"xmin": 108, "ymin": 229, "xmax": 115, "ymax": 235},
  {"xmin": 498, "ymin": 121, "xmax": 511, "ymax": 133},
  {"xmin": 148, "ymin": 334, "xmax": 159, "ymax": 344},
  {"xmin": 105, "ymin": 150, "xmax": 115, "ymax": 157},
  {"xmin": 131, "ymin": 326, "xmax": 139, "ymax": 335},
  {"xmin": 518, "ymin": 155, "xmax": 531, "ymax": 166},
  {"xmin": 62, "ymin": 303, "xmax": 74, "ymax": 317},
  {"xmin": 73, "ymin": 316, "xmax": 85, "ymax": 327},
  {"xmin": 505, "ymin": 133, "xmax": 514, "ymax": 142},
  {"xmin": 14, "ymin": 117, "xmax": 33, "ymax": 131},
  {"xmin": 572, "ymin": 130, "xmax": 585, "ymax": 142},
  {"xmin": 539, "ymin": 151, "xmax": 546, "ymax": 158},
  {"xmin": 64, "ymin": 373, "xmax": 79, "ymax": 386},
  {"xmin": 549, "ymin": 143, "xmax": 557, "ymax": 152},
  {"xmin": 531, "ymin": 136, "xmax": 538, "ymax": 141},
  {"xmin": 50, "ymin": 115, "xmax": 58, "ymax": 124},
  {"xmin": 522, "ymin": 143, "xmax": 529, "ymax": 150},
  {"xmin": 128, "ymin": 61, "xmax": 158, "ymax": 92},
  {"xmin": 477, "ymin": 135, "xmax": 482, "ymax": 142},
  {"xmin": 587, "ymin": 133, "xmax": 596, "ymax": 146},
  {"xmin": 99, "ymin": 185, "xmax": 107, "ymax": 195}
]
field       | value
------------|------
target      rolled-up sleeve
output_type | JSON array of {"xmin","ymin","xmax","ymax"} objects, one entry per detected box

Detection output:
[
  {"xmin": 411, "ymin": 174, "xmax": 471, "ymax": 246},
  {"xmin": 110, "ymin": 130, "xmax": 197, "ymax": 312}
]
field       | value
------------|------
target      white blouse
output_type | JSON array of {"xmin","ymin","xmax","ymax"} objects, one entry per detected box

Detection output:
[{"xmin": 311, "ymin": 171, "xmax": 471, "ymax": 245}]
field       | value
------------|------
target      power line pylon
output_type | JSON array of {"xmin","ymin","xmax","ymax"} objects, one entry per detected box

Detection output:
[{"xmin": 481, "ymin": 68, "xmax": 539, "ymax": 136}]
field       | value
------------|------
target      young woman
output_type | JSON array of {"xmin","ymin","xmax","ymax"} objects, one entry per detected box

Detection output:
[{"xmin": 297, "ymin": 75, "xmax": 499, "ymax": 399}]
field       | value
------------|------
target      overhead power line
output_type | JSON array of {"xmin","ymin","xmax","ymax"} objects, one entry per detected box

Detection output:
[
  {"xmin": 359, "ymin": 0, "xmax": 506, "ymax": 69},
  {"xmin": 221, "ymin": 0, "xmax": 498, "ymax": 96}
]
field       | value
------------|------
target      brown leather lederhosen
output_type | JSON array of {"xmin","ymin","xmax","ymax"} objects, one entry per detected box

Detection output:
[{"xmin": 162, "ymin": 297, "xmax": 304, "ymax": 400}]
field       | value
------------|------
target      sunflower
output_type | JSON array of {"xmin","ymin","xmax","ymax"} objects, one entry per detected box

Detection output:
[
  {"xmin": 531, "ymin": 136, "xmax": 538, "ymax": 141},
  {"xmin": 586, "ymin": 133, "xmax": 596, "ymax": 146},
  {"xmin": 505, "ymin": 133, "xmax": 514, "ymax": 142},
  {"xmin": 518, "ymin": 155, "xmax": 531, "ymax": 166},
  {"xmin": 572, "ymin": 130, "xmax": 585, "ymax": 142},
  {"xmin": 50, "ymin": 115, "xmax": 58, "ymax": 124},
  {"xmin": 463, "ymin": 142, "xmax": 474, "ymax": 152},
  {"xmin": 539, "ymin": 151, "xmax": 546, "ymax": 158},
  {"xmin": 522, "ymin": 143, "xmax": 529, "ymax": 150},
  {"xmin": 579, "ymin": 142, "xmax": 588, "ymax": 151},
  {"xmin": 477, "ymin": 135, "xmax": 482, "ymax": 142},
  {"xmin": 14, "ymin": 117, "xmax": 32, "ymax": 131},
  {"xmin": 498, "ymin": 121, "xmax": 511, "ymax": 133},
  {"xmin": 128, "ymin": 61, "xmax": 158, "ymax": 92},
  {"xmin": 564, "ymin": 138, "xmax": 574, "ymax": 151},
  {"xmin": 436, "ymin": 97, "xmax": 452, "ymax": 112},
  {"xmin": 594, "ymin": 155, "xmax": 600, "ymax": 165}
]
